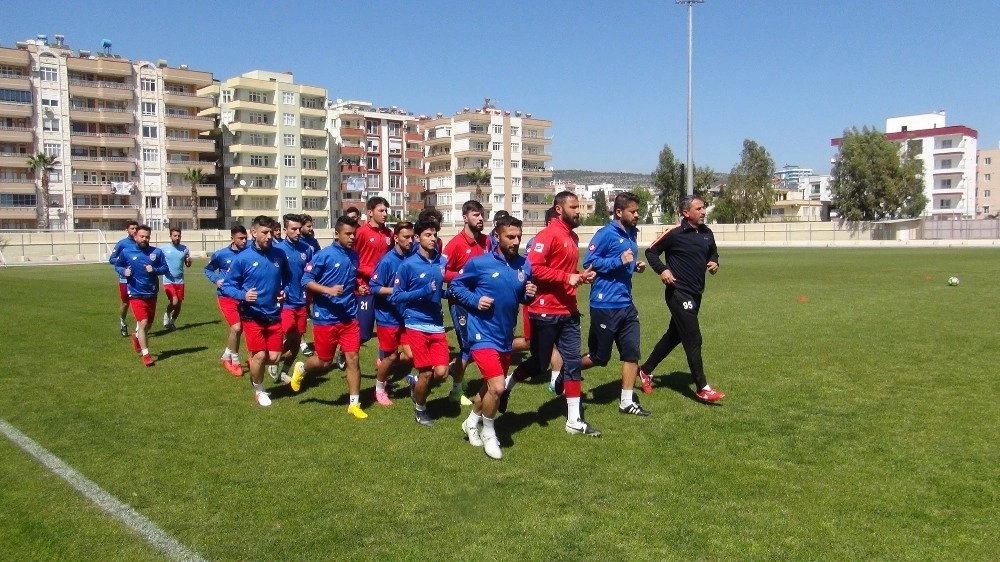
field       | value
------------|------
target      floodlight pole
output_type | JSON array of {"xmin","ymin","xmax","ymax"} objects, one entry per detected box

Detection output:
[{"xmin": 677, "ymin": 0, "xmax": 703, "ymax": 197}]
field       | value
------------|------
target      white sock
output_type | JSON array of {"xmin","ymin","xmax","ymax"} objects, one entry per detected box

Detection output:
[
  {"xmin": 482, "ymin": 416, "xmax": 496, "ymax": 438},
  {"xmin": 620, "ymin": 389, "xmax": 634, "ymax": 409},
  {"xmin": 140, "ymin": 348, "xmax": 149, "ymax": 356},
  {"xmin": 375, "ymin": 380, "xmax": 386, "ymax": 393},
  {"xmin": 566, "ymin": 397, "xmax": 582, "ymax": 424},
  {"xmin": 550, "ymin": 370, "xmax": 560, "ymax": 385},
  {"xmin": 222, "ymin": 348, "xmax": 233, "ymax": 361},
  {"xmin": 702, "ymin": 385, "xmax": 712, "ymax": 391},
  {"xmin": 231, "ymin": 353, "xmax": 240, "ymax": 365},
  {"xmin": 253, "ymin": 382, "xmax": 265, "ymax": 393},
  {"xmin": 120, "ymin": 319, "xmax": 126, "ymax": 327},
  {"xmin": 465, "ymin": 411, "xmax": 482, "ymax": 427},
  {"xmin": 300, "ymin": 342, "xmax": 309, "ymax": 351},
  {"xmin": 349, "ymin": 394, "xmax": 360, "ymax": 406},
  {"xmin": 504, "ymin": 374, "xmax": 517, "ymax": 391}
]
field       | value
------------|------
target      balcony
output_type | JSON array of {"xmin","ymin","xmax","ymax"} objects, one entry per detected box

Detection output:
[
  {"xmin": 339, "ymin": 126, "xmax": 364, "ymax": 138},
  {"xmin": 301, "ymin": 168, "xmax": 326, "ymax": 178},
  {"xmin": 161, "ymin": 68, "xmax": 214, "ymax": 87},
  {"xmin": 0, "ymin": 100, "xmax": 33, "ymax": 118},
  {"xmin": 166, "ymin": 183, "xmax": 219, "ymax": 197},
  {"xmin": 163, "ymin": 90, "xmax": 214, "ymax": 109},
  {"xmin": 932, "ymin": 186, "xmax": 965, "ymax": 195},
  {"xmin": 522, "ymin": 133, "xmax": 552, "ymax": 145},
  {"xmin": 228, "ymin": 99, "xmax": 275, "ymax": 113},
  {"xmin": 229, "ymin": 143, "xmax": 278, "ymax": 155},
  {"xmin": 0, "ymin": 206, "xmax": 35, "ymax": 219},
  {"xmin": 424, "ymin": 167, "xmax": 452, "ymax": 178},
  {"xmin": 405, "ymin": 149, "xmax": 422, "ymax": 159},
  {"xmin": 521, "ymin": 166, "xmax": 551, "ymax": 178},
  {"xmin": 299, "ymin": 105, "xmax": 326, "ymax": 118},
  {"xmin": 0, "ymin": 178, "xmax": 35, "ymax": 193},
  {"xmin": 424, "ymin": 151, "xmax": 451, "ymax": 163},
  {"xmin": 0, "ymin": 49, "xmax": 30, "ymax": 66},
  {"xmin": 0, "ymin": 74, "xmax": 31, "ymax": 90},
  {"xmin": 66, "ymin": 57, "xmax": 133, "ymax": 77},
  {"xmin": 69, "ymin": 156, "xmax": 136, "ymax": 173},
  {"xmin": 227, "ymin": 121, "xmax": 275, "ymax": 134},
  {"xmin": 454, "ymin": 148, "xmax": 490, "ymax": 159},
  {"xmin": 340, "ymin": 164, "xmax": 364, "ymax": 174},
  {"xmin": 523, "ymin": 149, "xmax": 552, "ymax": 161},
  {"xmin": 405, "ymin": 167, "xmax": 422, "ymax": 177},
  {"xmin": 455, "ymin": 127, "xmax": 490, "ymax": 141},
  {"xmin": 165, "ymin": 137, "xmax": 215, "ymax": 152},
  {"xmin": 163, "ymin": 113, "xmax": 216, "ymax": 131},
  {"xmin": 166, "ymin": 161, "xmax": 216, "ymax": 174},
  {"xmin": 73, "ymin": 205, "xmax": 139, "ymax": 219},
  {"xmin": 301, "ymin": 147, "xmax": 328, "ymax": 158},
  {"xmin": 340, "ymin": 145, "xmax": 364, "ymax": 157},
  {"xmin": 0, "ymin": 152, "xmax": 31, "ymax": 167},
  {"xmin": 70, "ymin": 181, "xmax": 112, "ymax": 195},
  {"xmin": 422, "ymin": 135, "xmax": 451, "ymax": 147},
  {"xmin": 0, "ymin": 124, "xmax": 32, "ymax": 143},
  {"xmin": 229, "ymin": 164, "xmax": 277, "ymax": 176},
  {"xmin": 69, "ymin": 131, "xmax": 135, "ymax": 149},
  {"xmin": 69, "ymin": 107, "xmax": 135, "ymax": 125},
  {"xmin": 68, "ymin": 79, "xmax": 135, "ymax": 101},
  {"xmin": 404, "ymin": 132, "xmax": 422, "ymax": 142},
  {"xmin": 931, "ymin": 168, "xmax": 965, "ymax": 176}
]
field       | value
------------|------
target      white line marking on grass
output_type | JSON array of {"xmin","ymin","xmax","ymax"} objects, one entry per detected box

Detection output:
[{"xmin": 0, "ymin": 418, "xmax": 207, "ymax": 562}]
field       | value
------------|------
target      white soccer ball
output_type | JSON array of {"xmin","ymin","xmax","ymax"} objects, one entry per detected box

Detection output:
[{"xmin": 948, "ymin": 276, "xmax": 960, "ymax": 286}]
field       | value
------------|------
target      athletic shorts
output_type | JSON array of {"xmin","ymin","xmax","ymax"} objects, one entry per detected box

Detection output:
[
  {"xmin": 449, "ymin": 302, "xmax": 471, "ymax": 360},
  {"xmin": 163, "ymin": 283, "xmax": 185, "ymax": 302},
  {"xmin": 313, "ymin": 320, "xmax": 361, "ymax": 362},
  {"xmin": 281, "ymin": 306, "xmax": 307, "ymax": 338},
  {"xmin": 357, "ymin": 294, "xmax": 375, "ymax": 342},
  {"xmin": 587, "ymin": 304, "xmax": 641, "ymax": 365},
  {"xmin": 470, "ymin": 348, "xmax": 511, "ymax": 380},
  {"xmin": 118, "ymin": 282, "xmax": 128, "ymax": 303},
  {"xmin": 376, "ymin": 324, "xmax": 405, "ymax": 353},
  {"xmin": 243, "ymin": 319, "xmax": 283, "ymax": 355},
  {"xmin": 128, "ymin": 297, "xmax": 156, "ymax": 323},
  {"xmin": 217, "ymin": 296, "xmax": 241, "ymax": 326},
  {"xmin": 404, "ymin": 329, "xmax": 450, "ymax": 370}
]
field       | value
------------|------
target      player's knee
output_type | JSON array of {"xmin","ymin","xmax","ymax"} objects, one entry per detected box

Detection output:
[
  {"xmin": 232, "ymin": 323, "xmax": 242, "ymax": 333},
  {"xmin": 587, "ymin": 353, "xmax": 610, "ymax": 367},
  {"xmin": 432, "ymin": 367, "xmax": 449, "ymax": 381},
  {"xmin": 266, "ymin": 351, "xmax": 281, "ymax": 363}
]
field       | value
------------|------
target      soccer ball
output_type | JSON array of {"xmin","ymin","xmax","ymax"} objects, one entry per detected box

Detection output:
[{"xmin": 948, "ymin": 277, "xmax": 960, "ymax": 286}]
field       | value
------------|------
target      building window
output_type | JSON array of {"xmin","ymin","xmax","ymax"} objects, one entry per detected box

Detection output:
[
  {"xmin": 250, "ymin": 176, "xmax": 269, "ymax": 188},
  {"xmin": 983, "ymin": 205, "xmax": 991, "ymax": 215},
  {"xmin": 985, "ymin": 174, "xmax": 992, "ymax": 181},
  {"xmin": 511, "ymin": 177, "xmax": 521, "ymax": 186},
  {"xmin": 248, "ymin": 112, "xmax": 268, "ymax": 124},
  {"xmin": 511, "ymin": 194, "xmax": 520, "ymax": 203},
  {"xmin": 143, "ymin": 148, "xmax": 158, "ymax": 162},
  {"xmin": 249, "ymin": 155, "xmax": 269, "ymax": 167},
  {"xmin": 492, "ymin": 124, "xmax": 502, "ymax": 134},
  {"xmin": 282, "ymin": 91, "xmax": 294, "ymax": 105},
  {"xmin": 986, "ymin": 157, "xmax": 992, "ymax": 165},
  {"xmin": 248, "ymin": 91, "xmax": 267, "ymax": 104},
  {"xmin": 389, "ymin": 157, "xmax": 401, "ymax": 172},
  {"xmin": 284, "ymin": 176, "xmax": 296, "ymax": 189},
  {"xmin": 38, "ymin": 66, "xmax": 58, "ymax": 82},
  {"xmin": 141, "ymin": 102, "xmax": 156, "ymax": 116},
  {"xmin": 510, "ymin": 126, "xmax": 519, "ymax": 136},
  {"xmin": 985, "ymin": 190, "xmax": 992, "ymax": 197},
  {"xmin": 473, "ymin": 141, "xmax": 487, "ymax": 151},
  {"xmin": 221, "ymin": 89, "xmax": 232, "ymax": 104},
  {"xmin": 367, "ymin": 137, "xmax": 380, "ymax": 153},
  {"xmin": 366, "ymin": 156, "xmax": 379, "ymax": 170},
  {"xmin": 940, "ymin": 139, "xmax": 953, "ymax": 149},
  {"xmin": 249, "ymin": 196, "xmax": 271, "ymax": 209},
  {"xmin": 511, "ymin": 143, "xmax": 519, "ymax": 153},
  {"xmin": 284, "ymin": 197, "xmax": 298, "ymax": 209},
  {"xmin": 42, "ymin": 118, "xmax": 59, "ymax": 132},
  {"xmin": 366, "ymin": 174, "xmax": 380, "ymax": 189},
  {"xmin": 0, "ymin": 89, "xmax": 31, "ymax": 104},
  {"xmin": 284, "ymin": 134, "xmax": 296, "ymax": 147},
  {"xmin": 366, "ymin": 120, "xmax": 379, "ymax": 135},
  {"xmin": 41, "ymin": 97, "xmax": 58, "ymax": 108},
  {"xmin": 493, "ymin": 159, "xmax": 503, "ymax": 168},
  {"xmin": 145, "ymin": 196, "xmax": 160, "ymax": 208},
  {"xmin": 303, "ymin": 177, "xmax": 319, "ymax": 190},
  {"xmin": 492, "ymin": 141, "xmax": 502, "ymax": 151},
  {"xmin": 283, "ymin": 113, "xmax": 294, "ymax": 126},
  {"xmin": 940, "ymin": 179, "xmax": 952, "ymax": 189},
  {"xmin": 284, "ymin": 155, "xmax": 296, "ymax": 167},
  {"xmin": 939, "ymin": 199, "xmax": 952, "ymax": 209},
  {"xmin": 44, "ymin": 143, "xmax": 61, "ymax": 157},
  {"xmin": 940, "ymin": 159, "xmax": 952, "ymax": 169},
  {"xmin": 387, "ymin": 122, "xmax": 401, "ymax": 136},
  {"xmin": 511, "ymin": 160, "xmax": 520, "ymax": 169},
  {"xmin": 493, "ymin": 194, "xmax": 503, "ymax": 204},
  {"xmin": 302, "ymin": 158, "xmax": 318, "ymax": 170},
  {"xmin": 141, "ymin": 78, "xmax": 156, "ymax": 92},
  {"xmin": 142, "ymin": 126, "xmax": 158, "ymax": 138}
]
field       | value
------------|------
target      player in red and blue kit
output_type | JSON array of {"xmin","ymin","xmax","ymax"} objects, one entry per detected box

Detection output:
[
  {"xmin": 114, "ymin": 225, "xmax": 169, "ymax": 366},
  {"xmin": 109, "ymin": 220, "xmax": 139, "ymax": 337},
  {"xmin": 351, "ymin": 197, "xmax": 393, "ymax": 367},
  {"xmin": 290, "ymin": 216, "xmax": 368, "ymax": 420},
  {"xmin": 390, "ymin": 219, "xmax": 449, "ymax": 427},
  {"xmin": 579, "ymin": 192, "xmax": 651, "ymax": 416},
  {"xmin": 205, "ymin": 225, "xmax": 248, "ymax": 377},
  {"xmin": 442, "ymin": 199, "xmax": 491, "ymax": 406},
  {"xmin": 159, "ymin": 227, "xmax": 192, "ymax": 331},
  {"xmin": 369, "ymin": 221, "xmax": 416, "ymax": 407},
  {"xmin": 221, "ymin": 216, "xmax": 291, "ymax": 407},
  {"xmin": 450, "ymin": 215, "xmax": 536, "ymax": 460},
  {"xmin": 273, "ymin": 214, "xmax": 314, "ymax": 384}
]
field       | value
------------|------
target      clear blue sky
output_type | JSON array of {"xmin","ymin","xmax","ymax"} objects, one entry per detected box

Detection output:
[{"xmin": 5, "ymin": 0, "xmax": 999, "ymax": 176}]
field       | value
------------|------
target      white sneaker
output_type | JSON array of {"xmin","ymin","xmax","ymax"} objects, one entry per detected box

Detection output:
[
  {"xmin": 163, "ymin": 312, "xmax": 170, "ymax": 328},
  {"xmin": 463, "ymin": 420, "xmax": 483, "ymax": 447},
  {"xmin": 483, "ymin": 435, "xmax": 502, "ymax": 460},
  {"xmin": 267, "ymin": 364, "xmax": 279, "ymax": 381},
  {"xmin": 254, "ymin": 390, "xmax": 272, "ymax": 407},
  {"xmin": 279, "ymin": 372, "xmax": 292, "ymax": 384}
]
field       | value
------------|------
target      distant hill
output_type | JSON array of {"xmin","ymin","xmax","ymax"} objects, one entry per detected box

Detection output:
[{"xmin": 552, "ymin": 169, "xmax": 729, "ymax": 192}]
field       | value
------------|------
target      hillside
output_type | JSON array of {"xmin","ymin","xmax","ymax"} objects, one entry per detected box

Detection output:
[{"xmin": 552, "ymin": 169, "xmax": 652, "ymax": 191}]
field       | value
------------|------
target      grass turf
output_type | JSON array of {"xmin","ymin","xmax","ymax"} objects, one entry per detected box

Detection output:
[{"xmin": 0, "ymin": 248, "xmax": 997, "ymax": 561}]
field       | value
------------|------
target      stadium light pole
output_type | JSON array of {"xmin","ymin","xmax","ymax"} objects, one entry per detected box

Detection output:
[{"xmin": 677, "ymin": 0, "xmax": 703, "ymax": 197}]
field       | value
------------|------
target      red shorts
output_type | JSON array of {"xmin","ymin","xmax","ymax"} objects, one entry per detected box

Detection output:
[
  {"xmin": 404, "ymin": 329, "xmax": 450, "ymax": 370},
  {"xmin": 118, "ymin": 282, "xmax": 128, "ymax": 303},
  {"xmin": 128, "ymin": 297, "xmax": 157, "ymax": 323},
  {"xmin": 522, "ymin": 307, "xmax": 531, "ymax": 341},
  {"xmin": 376, "ymin": 325, "xmax": 405, "ymax": 353},
  {"xmin": 470, "ymin": 348, "xmax": 512, "ymax": 380},
  {"xmin": 243, "ymin": 320, "xmax": 283, "ymax": 354},
  {"xmin": 217, "ymin": 296, "xmax": 241, "ymax": 326},
  {"xmin": 164, "ymin": 283, "xmax": 185, "ymax": 302},
  {"xmin": 313, "ymin": 321, "xmax": 360, "ymax": 362},
  {"xmin": 281, "ymin": 306, "xmax": 308, "ymax": 338}
]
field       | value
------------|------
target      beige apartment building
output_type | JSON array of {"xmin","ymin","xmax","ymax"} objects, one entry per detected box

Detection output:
[
  {"xmin": 977, "ymin": 146, "xmax": 999, "ymax": 218},
  {"xmin": 327, "ymin": 100, "xmax": 423, "ymax": 220},
  {"xmin": 0, "ymin": 35, "xmax": 218, "ymax": 231},
  {"xmin": 203, "ymin": 71, "xmax": 329, "ymax": 227},
  {"xmin": 420, "ymin": 102, "xmax": 552, "ymax": 226}
]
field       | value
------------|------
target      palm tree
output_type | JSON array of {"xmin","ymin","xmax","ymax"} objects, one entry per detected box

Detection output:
[
  {"xmin": 466, "ymin": 167, "xmax": 492, "ymax": 201},
  {"xmin": 26, "ymin": 153, "xmax": 59, "ymax": 230},
  {"xmin": 182, "ymin": 167, "xmax": 206, "ymax": 229}
]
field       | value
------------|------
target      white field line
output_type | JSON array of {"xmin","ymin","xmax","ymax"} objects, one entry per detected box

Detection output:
[{"xmin": 0, "ymin": 418, "xmax": 207, "ymax": 562}]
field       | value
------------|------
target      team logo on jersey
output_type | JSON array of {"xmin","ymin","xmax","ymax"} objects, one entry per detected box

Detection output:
[
  {"xmin": 334, "ymin": 263, "xmax": 341, "ymax": 268},
  {"xmin": 252, "ymin": 262, "xmax": 259, "ymax": 267},
  {"xmin": 394, "ymin": 278, "xmax": 400, "ymax": 285},
  {"xmin": 419, "ymin": 273, "xmax": 426, "ymax": 278},
  {"xmin": 619, "ymin": 238, "xmax": 624, "ymax": 244},
  {"xmin": 369, "ymin": 237, "xmax": 375, "ymax": 242},
  {"xmin": 600, "ymin": 324, "xmax": 607, "ymax": 329},
  {"xmin": 588, "ymin": 244, "xmax": 596, "ymax": 251},
  {"xmin": 273, "ymin": 259, "xmax": 280, "ymax": 268},
  {"xmin": 300, "ymin": 253, "xmax": 307, "ymax": 260},
  {"xmin": 466, "ymin": 248, "xmax": 471, "ymax": 254},
  {"xmin": 385, "ymin": 236, "xmax": 391, "ymax": 245},
  {"xmin": 305, "ymin": 263, "xmax": 313, "ymax": 272},
  {"xmin": 458, "ymin": 316, "xmax": 466, "ymax": 326},
  {"xmin": 491, "ymin": 272, "xmax": 500, "ymax": 278},
  {"xmin": 440, "ymin": 266, "xmax": 446, "ymax": 276},
  {"xmin": 372, "ymin": 273, "xmax": 378, "ymax": 280},
  {"xmin": 563, "ymin": 242, "xmax": 568, "ymax": 248},
  {"xmin": 517, "ymin": 270, "xmax": 525, "ymax": 282},
  {"xmin": 533, "ymin": 243, "xmax": 544, "ymax": 252},
  {"xmin": 150, "ymin": 254, "xmax": 158, "ymax": 261},
  {"xmin": 225, "ymin": 259, "xmax": 232, "ymax": 264}
]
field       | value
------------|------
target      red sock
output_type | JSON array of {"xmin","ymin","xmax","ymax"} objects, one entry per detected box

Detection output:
[{"xmin": 564, "ymin": 379, "xmax": 582, "ymax": 398}]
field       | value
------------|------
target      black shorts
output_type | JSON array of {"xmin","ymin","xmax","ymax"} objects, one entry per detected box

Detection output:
[{"xmin": 587, "ymin": 304, "xmax": 641, "ymax": 366}]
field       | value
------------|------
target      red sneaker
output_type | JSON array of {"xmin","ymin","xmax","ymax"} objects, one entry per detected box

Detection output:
[
  {"xmin": 142, "ymin": 354, "xmax": 155, "ymax": 367},
  {"xmin": 695, "ymin": 387, "xmax": 725, "ymax": 403},
  {"xmin": 638, "ymin": 369, "xmax": 653, "ymax": 394},
  {"xmin": 131, "ymin": 334, "xmax": 141, "ymax": 354},
  {"xmin": 226, "ymin": 360, "xmax": 244, "ymax": 377}
]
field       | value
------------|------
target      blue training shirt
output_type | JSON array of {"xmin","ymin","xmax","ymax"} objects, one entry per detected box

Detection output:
[
  {"xmin": 114, "ymin": 244, "xmax": 169, "ymax": 298},
  {"xmin": 449, "ymin": 248, "xmax": 534, "ymax": 352},
  {"xmin": 302, "ymin": 242, "xmax": 359, "ymax": 325},
  {"xmin": 159, "ymin": 243, "xmax": 190, "ymax": 284},
  {"xmin": 582, "ymin": 220, "xmax": 639, "ymax": 309},
  {"xmin": 390, "ymin": 249, "xmax": 446, "ymax": 333},
  {"xmin": 276, "ymin": 237, "xmax": 314, "ymax": 309},
  {"xmin": 220, "ymin": 242, "xmax": 291, "ymax": 323},
  {"xmin": 109, "ymin": 236, "xmax": 136, "ymax": 283},
  {"xmin": 370, "ymin": 247, "xmax": 408, "ymax": 328},
  {"xmin": 205, "ymin": 245, "xmax": 243, "ymax": 296}
]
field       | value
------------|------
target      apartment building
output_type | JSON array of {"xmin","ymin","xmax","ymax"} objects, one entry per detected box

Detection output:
[
  {"xmin": 976, "ymin": 146, "xmax": 999, "ymax": 218},
  {"xmin": 327, "ymin": 100, "xmax": 423, "ymax": 219},
  {"xmin": 0, "ymin": 35, "xmax": 218, "ymax": 231},
  {"xmin": 420, "ymin": 103, "xmax": 552, "ymax": 225},
  {"xmin": 774, "ymin": 165, "xmax": 813, "ymax": 189},
  {"xmin": 205, "ymin": 71, "xmax": 329, "ymax": 227}
]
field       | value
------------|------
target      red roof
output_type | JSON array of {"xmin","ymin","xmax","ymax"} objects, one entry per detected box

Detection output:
[{"xmin": 831, "ymin": 125, "xmax": 978, "ymax": 146}]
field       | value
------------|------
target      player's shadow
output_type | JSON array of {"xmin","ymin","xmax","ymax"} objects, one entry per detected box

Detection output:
[
  {"xmin": 497, "ymin": 396, "xmax": 565, "ymax": 447},
  {"xmin": 149, "ymin": 320, "xmax": 219, "ymax": 336},
  {"xmin": 271, "ymin": 373, "xmax": 334, "ymax": 402},
  {"xmin": 156, "ymin": 346, "xmax": 208, "ymax": 361}
]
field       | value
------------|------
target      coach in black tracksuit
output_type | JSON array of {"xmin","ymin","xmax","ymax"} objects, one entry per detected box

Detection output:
[{"xmin": 639, "ymin": 195, "xmax": 726, "ymax": 404}]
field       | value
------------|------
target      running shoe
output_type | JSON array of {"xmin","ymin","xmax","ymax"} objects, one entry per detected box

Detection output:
[
  {"xmin": 483, "ymin": 435, "xmax": 502, "ymax": 460},
  {"xmin": 695, "ymin": 387, "xmax": 725, "ymax": 404},
  {"xmin": 142, "ymin": 354, "xmax": 155, "ymax": 367},
  {"xmin": 462, "ymin": 420, "xmax": 483, "ymax": 447},
  {"xmin": 290, "ymin": 361, "xmax": 305, "ymax": 392},
  {"xmin": 347, "ymin": 403, "xmax": 368, "ymax": 419},
  {"xmin": 414, "ymin": 409, "xmax": 434, "ymax": 427},
  {"xmin": 565, "ymin": 419, "xmax": 602, "ymax": 437},
  {"xmin": 638, "ymin": 368, "xmax": 653, "ymax": 394},
  {"xmin": 375, "ymin": 390, "xmax": 393, "ymax": 407},
  {"xmin": 254, "ymin": 390, "xmax": 271, "ymax": 407}
]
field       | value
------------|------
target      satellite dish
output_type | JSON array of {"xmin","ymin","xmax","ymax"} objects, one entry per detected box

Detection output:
[{"xmin": 239, "ymin": 179, "xmax": 247, "ymax": 187}]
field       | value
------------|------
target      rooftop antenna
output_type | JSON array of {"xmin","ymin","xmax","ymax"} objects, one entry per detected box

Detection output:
[{"xmin": 101, "ymin": 39, "xmax": 112, "ymax": 55}]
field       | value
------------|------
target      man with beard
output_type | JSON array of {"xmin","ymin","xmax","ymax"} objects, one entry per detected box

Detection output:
[
  {"xmin": 501, "ymin": 191, "xmax": 599, "ymax": 436},
  {"xmin": 205, "ymin": 225, "xmax": 249, "ymax": 377},
  {"xmin": 298, "ymin": 214, "xmax": 320, "ymax": 358},
  {"xmin": 273, "ymin": 214, "xmax": 314, "ymax": 384},
  {"xmin": 452, "ymin": 215, "xmax": 536, "ymax": 459},
  {"xmin": 640, "ymin": 195, "xmax": 726, "ymax": 404},
  {"xmin": 577, "ymin": 192, "xmax": 651, "ymax": 416},
  {"xmin": 221, "ymin": 216, "xmax": 291, "ymax": 406},
  {"xmin": 442, "ymin": 200, "xmax": 491, "ymax": 406},
  {"xmin": 347, "ymin": 196, "xmax": 393, "ymax": 370},
  {"xmin": 159, "ymin": 227, "xmax": 192, "ymax": 331},
  {"xmin": 114, "ymin": 225, "xmax": 169, "ymax": 366},
  {"xmin": 369, "ymin": 221, "xmax": 416, "ymax": 406},
  {"xmin": 109, "ymin": 220, "xmax": 139, "ymax": 336},
  {"xmin": 290, "ymin": 216, "xmax": 368, "ymax": 420}
]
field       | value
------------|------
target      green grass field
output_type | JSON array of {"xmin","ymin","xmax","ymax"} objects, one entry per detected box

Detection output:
[{"xmin": 1, "ymin": 248, "xmax": 998, "ymax": 561}]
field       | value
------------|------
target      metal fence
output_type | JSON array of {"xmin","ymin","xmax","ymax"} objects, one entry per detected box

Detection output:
[{"xmin": 921, "ymin": 219, "xmax": 1000, "ymax": 240}]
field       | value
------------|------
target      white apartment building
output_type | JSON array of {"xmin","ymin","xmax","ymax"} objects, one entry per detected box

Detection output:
[
  {"xmin": 420, "ymin": 103, "xmax": 552, "ymax": 225},
  {"xmin": 327, "ymin": 100, "xmax": 422, "ymax": 220},
  {"xmin": 205, "ymin": 71, "xmax": 329, "ymax": 227},
  {"xmin": 976, "ymin": 145, "xmax": 999, "ymax": 218},
  {"xmin": 774, "ymin": 165, "xmax": 813, "ymax": 189},
  {"xmin": 1, "ymin": 35, "xmax": 218, "ymax": 231}
]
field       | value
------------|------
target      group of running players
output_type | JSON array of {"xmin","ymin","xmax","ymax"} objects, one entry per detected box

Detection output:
[{"xmin": 111, "ymin": 191, "xmax": 725, "ymax": 460}]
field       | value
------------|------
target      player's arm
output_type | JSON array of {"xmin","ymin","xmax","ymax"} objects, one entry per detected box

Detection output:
[
  {"xmin": 204, "ymin": 253, "xmax": 221, "ymax": 284},
  {"xmin": 184, "ymin": 249, "xmax": 192, "ymax": 268},
  {"xmin": 520, "ymin": 261, "xmax": 537, "ymax": 305},
  {"xmin": 389, "ymin": 264, "xmax": 434, "ymax": 304},
  {"xmin": 447, "ymin": 261, "xmax": 481, "ymax": 310},
  {"xmin": 370, "ymin": 260, "xmax": 394, "ymax": 297},
  {"xmin": 707, "ymin": 235, "xmax": 720, "ymax": 274},
  {"xmin": 220, "ymin": 262, "xmax": 247, "ymax": 301},
  {"xmin": 113, "ymin": 251, "xmax": 128, "ymax": 277},
  {"xmin": 645, "ymin": 226, "xmax": 676, "ymax": 275},
  {"xmin": 526, "ymin": 232, "xmax": 569, "ymax": 283},
  {"xmin": 442, "ymin": 239, "xmax": 461, "ymax": 283},
  {"xmin": 151, "ymin": 250, "xmax": 170, "ymax": 275},
  {"xmin": 108, "ymin": 241, "xmax": 122, "ymax": 265},
  {"xmin": 583, "ymin": 230, "xmax": 624, "ymax": 273}
]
